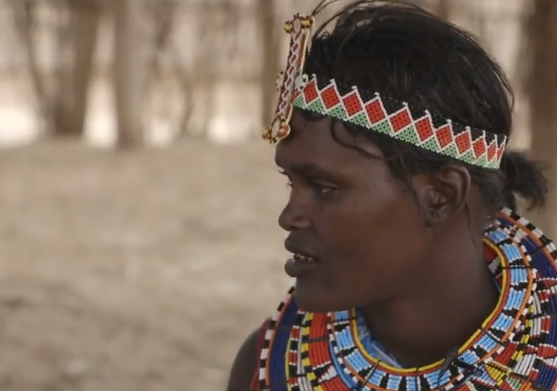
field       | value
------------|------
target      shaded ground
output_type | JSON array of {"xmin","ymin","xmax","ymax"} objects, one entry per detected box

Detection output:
[{"xmin": 0, "ymin": 139, "xmax": 290, "ymax": 391}]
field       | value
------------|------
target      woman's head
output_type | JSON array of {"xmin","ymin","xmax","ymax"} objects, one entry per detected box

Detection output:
[{"xmin": 274, "ymin": 0, "xmax": 548, "ymax": 312}]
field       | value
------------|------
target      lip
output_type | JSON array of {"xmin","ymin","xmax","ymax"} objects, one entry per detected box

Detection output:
[
  {"xmin": 284, "ymin": 239, "xmax": 321, "ymax": 278},
  {"xmin": 284, "ymin": 256, "xmax": 321, "ymax": 278},
  {"xmin": 284, "ymin": 239, "xmax": 319, "ymax": 261}
]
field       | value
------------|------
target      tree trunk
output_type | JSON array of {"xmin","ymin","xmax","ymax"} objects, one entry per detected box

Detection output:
[
  {"xmin": 55, "ymin": 3, "xmax": 100, "ymax": 137},
  {"xmin": 113, "ymin": 0, "xmax": 146, "ymax": 148},
  {"xmin": 10, "ymin": 0, "xmax": 54, "ymax": 134},
  {"xmin": 11, "ymin": 0, "xmax": 98, "ymax": 138},
  {"xmin": 256, "ymin": 0, "xmax": 279, "ymax": 129},
  {"xmin": 524, "ymin": 0, "xmax": 557, "ymax": 236}
]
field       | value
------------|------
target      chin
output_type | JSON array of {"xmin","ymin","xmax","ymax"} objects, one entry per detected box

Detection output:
[
  {"xmin": 293, "ymin": 279, "xmax": 386, "ymax": 313},
  {"xmin": 293, "ymin": 282, "xmax": 349, "ymax": 313}
]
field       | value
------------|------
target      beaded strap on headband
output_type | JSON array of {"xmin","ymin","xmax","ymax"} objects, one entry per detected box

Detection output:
[{"xmin": 262, "ymin": 13, "xmax": 507, "ymax": 170}]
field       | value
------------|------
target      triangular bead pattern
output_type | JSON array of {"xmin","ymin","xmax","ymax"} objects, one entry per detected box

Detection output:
[{"xmin": 293, "ymin": 75, "xmax": 507, "ymax": 170}]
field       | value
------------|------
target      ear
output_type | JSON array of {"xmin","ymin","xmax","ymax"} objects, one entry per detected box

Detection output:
[{"xmin": 413, "ymin": 164, "xmax": 471, "ymax": 226}]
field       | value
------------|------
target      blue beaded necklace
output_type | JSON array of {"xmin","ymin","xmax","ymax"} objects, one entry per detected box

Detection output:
[{"xmin": 255, "ymin": 208, "xmax": 557, "ymax": 391}]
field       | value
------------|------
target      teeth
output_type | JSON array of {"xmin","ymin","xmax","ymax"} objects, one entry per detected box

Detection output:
[{"xmin": 293, "ymin": 253, "xmax": 315, "ymax": 262}]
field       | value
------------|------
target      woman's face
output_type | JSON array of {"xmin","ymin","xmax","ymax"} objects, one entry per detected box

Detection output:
[{"xmin": 275, "ymin": 110, "xmax": 434, "ymax": 313}]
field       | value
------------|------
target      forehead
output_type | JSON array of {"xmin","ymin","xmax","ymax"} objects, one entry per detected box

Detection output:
[{"xmin": 274, "ymin": 110, "xmax": 384, "ymax": 175}]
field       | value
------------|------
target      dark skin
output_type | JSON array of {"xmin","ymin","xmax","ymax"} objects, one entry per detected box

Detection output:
[{"xmin": 226, "ymin": 110, "xmax": 499, "ymax": 390}]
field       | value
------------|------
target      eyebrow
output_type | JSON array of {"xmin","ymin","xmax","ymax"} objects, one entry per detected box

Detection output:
[{"xmin": 275, "ymin": 161, "xmax": 340, "ymax": 180}]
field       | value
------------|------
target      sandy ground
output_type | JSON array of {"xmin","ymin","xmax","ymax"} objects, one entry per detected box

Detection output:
[{"xmin": 0, "ymin": 139, "xmax": 291, "ymax": 391}]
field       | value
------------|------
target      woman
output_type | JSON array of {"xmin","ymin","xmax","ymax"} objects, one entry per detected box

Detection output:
[{"xmin": 228, "ymin": 1, "xmax": 554, "ymax": 390}]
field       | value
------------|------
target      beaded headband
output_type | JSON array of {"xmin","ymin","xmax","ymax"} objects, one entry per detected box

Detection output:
[{"xmin": 262, "ymin": 13, "xmax": 508, "ymax": 170}]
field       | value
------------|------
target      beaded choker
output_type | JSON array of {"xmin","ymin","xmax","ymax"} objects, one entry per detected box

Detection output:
[
  {"xmin": 262, "ymin": 13, "xmax": 507, "ymax": 170},
  {"xmin": 254, "ymin": 208, "xmax": 557, "ymax": 391}
]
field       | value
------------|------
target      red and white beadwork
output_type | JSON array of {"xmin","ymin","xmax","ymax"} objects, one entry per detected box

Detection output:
[
  {"xmin": 253, "ymin": 208, "xmax": 557, "ymax": 391},
  {"xmin": 262, "ymin": 14, "xmax": 315, "ymax": 144},
  {"xmin": 293, "ymin": 75, "xmax": 507, "ymax": 169},
  {"xmin": 263, "ymin": 13, "xmax": 508, "ymax": 170}
]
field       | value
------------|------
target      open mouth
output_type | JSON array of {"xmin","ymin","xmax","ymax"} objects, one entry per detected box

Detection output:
[
  {"xmin": 284, "ymin": 249, "xmax": 321, "ymax": 278},
  {"xmin": 284, "ymin": 239, "xmax": 320, "ymax": 265},
  {"xmin": 292, "ymin": 253, "xmax": 318, "ymax": 263}
]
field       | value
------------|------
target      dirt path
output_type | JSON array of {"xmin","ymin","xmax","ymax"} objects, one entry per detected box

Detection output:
[{"xmin": 0, "ymin": 140, "xmax": 290, "ymax": 391}]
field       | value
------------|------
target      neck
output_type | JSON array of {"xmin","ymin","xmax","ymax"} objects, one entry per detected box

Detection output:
[{"xmin": 361, "ymin": 225, "xmax": 499, "ymax": 368}]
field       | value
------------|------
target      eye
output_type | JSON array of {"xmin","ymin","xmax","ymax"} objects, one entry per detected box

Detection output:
[
  {"xmin": 277, "ymin": 169, "xmax": 292, "ymax": 189},
  {"xmin": 310, "ymin": 182, "xmax": 336, "ymax": 196}
]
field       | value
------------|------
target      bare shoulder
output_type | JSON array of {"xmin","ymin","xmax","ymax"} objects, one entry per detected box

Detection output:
[{"xmin": 226, "ymin": 321, "xmax": 266, "ymax": 391}]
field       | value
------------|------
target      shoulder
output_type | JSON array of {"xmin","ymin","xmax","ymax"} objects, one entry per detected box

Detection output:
[{"xmin": 226, "ymin": 318, "xmax": 269, "ymax": 391}]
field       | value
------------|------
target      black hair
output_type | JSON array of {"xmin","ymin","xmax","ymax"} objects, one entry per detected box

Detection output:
[{"xmin": 301, "ymin": 0, "xmax": 548, "ymax": 213}]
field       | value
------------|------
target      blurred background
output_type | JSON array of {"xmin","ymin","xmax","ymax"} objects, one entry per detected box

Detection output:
[{"xmin": 0, "ymin": 0, "xmax": 555, "ymax": 390}]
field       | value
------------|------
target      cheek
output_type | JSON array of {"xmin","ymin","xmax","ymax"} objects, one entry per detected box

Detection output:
[
  {"xmin": 308, "ymin": 184, "xmax": 430, "ymax": 306},
  {"xmin": 315, "ymin": 206, "xmax": 382, "ymax": 264},
  {"xmin": 367, "ymin": 195, "xmax": 429, "ymax": 274},
  {"xmin": 319, "ymin": 191, "xmax": 427, "ymax": 269}
]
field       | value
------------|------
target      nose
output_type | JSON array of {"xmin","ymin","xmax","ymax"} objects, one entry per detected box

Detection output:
[{"xmin": 278, "ymin": 194, "xmax": 312, "ymax": 232}]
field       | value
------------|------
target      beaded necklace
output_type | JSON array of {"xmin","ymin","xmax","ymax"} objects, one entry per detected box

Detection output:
[{"xmin": 254, "ymin": 208, "xmax": 557, "ymax": 391}]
